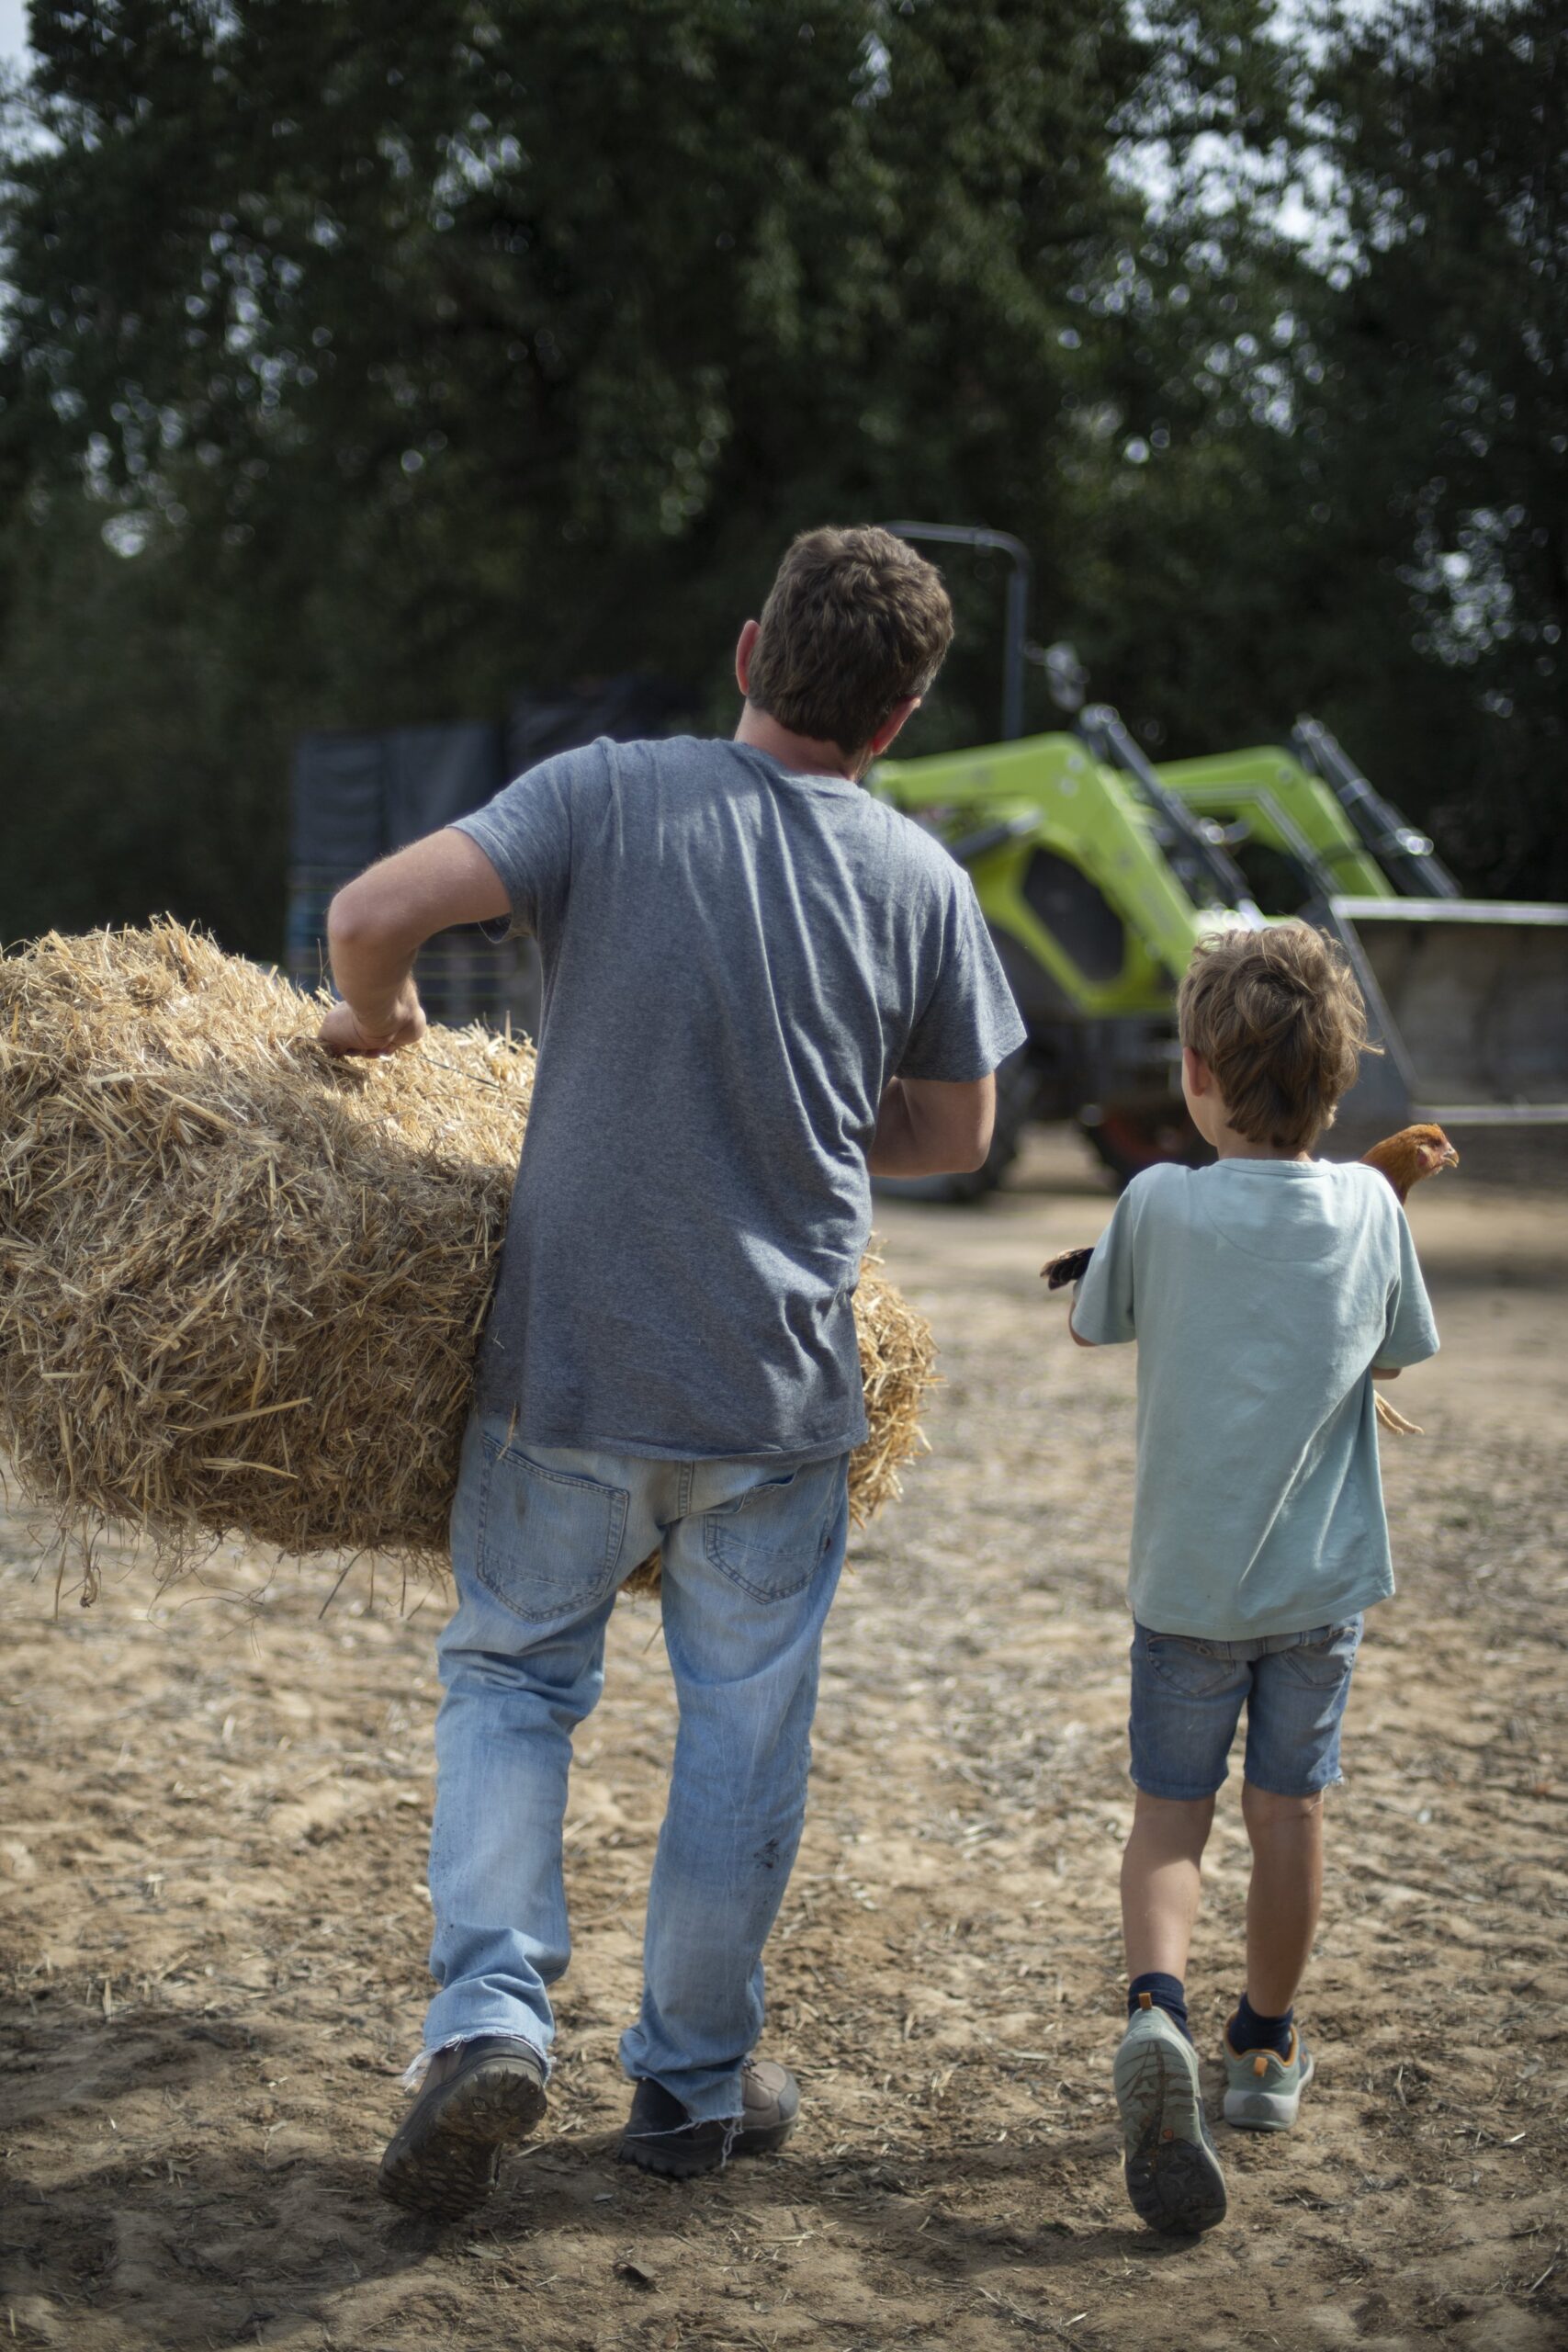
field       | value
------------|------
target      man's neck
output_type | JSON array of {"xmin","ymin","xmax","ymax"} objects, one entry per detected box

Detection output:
[{"xmin": 733, "ymin": 703, "xmax": 863, "ymax": 781}]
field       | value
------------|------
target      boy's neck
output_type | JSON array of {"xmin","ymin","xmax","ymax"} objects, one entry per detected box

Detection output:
[
  {"xmin": 1211, "ymin": 1128, "xmax": 1312, "ymax": 1164},
  {"xmin": 1182, "ymin": 1050, "xmax": 1314, "ymax": 1162}
]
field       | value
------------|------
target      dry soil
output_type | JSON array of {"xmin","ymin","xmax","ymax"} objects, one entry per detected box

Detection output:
[{"xmin": 2, "ymin": 1129, "xmax": 1564, "ymax": 2352}]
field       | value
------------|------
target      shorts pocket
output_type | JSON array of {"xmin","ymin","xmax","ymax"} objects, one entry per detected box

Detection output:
[
  {"xmin": 1277, "ymin": 1618, "xmax": 1362, "ymax": 1690},
  {"xmin": 1138, "ymin": 1630, "xmax": 1242, "ymax": 1698},
  {"xmin": 701, "ymin": 1457, "xmax": 844, "ymax": 1603},
  {"xmin": 475, "ymin": 1435, "xmax": 629, "ymax": 1620}
]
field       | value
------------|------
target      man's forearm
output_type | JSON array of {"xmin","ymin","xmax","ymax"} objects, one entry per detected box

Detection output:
[
  {"xmin": 327, "ymin": 903, "xmax": 422, "ymax": 1036},
  {"xmin": 318, "ymin": 831, "xmax": 512, "ymax": 1058},
  {"xmin": 866, "ymin": 1080, "xmax": 924, "ymax": 1176},
  {"xmin": 867, "ymin": 1074, "xmax": 993, "ymax": 1177}
]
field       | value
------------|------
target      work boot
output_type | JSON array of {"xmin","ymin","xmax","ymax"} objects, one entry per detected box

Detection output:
[
  {"xmin": 618, "ymin": 2056, "xmax": 799, "ymax": 2179},
  {"xmin": 378, "ymin": 2034, "xmax": 548, "ymax": 2222}
]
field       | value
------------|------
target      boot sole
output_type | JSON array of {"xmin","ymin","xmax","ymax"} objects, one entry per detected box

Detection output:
[
  {"xmin": 617, "ymin": 2113, "xmax": 796, "ymax": 2179},
  {"xmin": 1114, "ymin": 2031, "xmax": 1227, "ymax": 2236},
  {"xmin": 378, "ymin": 2061, "xmax": 548, "ymax": 2222}
]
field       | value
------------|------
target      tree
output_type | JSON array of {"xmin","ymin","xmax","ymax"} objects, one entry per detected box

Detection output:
[
  {"xmin": 1077, "ymin": 0, "xmax": 1566, "ymax": 891},
  {"xmin": 2, "ymin": 0, "xmax": 1559, "ymax": 952},
  {"xmin": 2, "ymin": 4, "xmax": 1173, "ymax": 711}
]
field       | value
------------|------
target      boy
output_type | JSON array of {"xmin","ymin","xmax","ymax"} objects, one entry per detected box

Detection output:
[{"xmin": 1067, "ymin": 921, "xmax": 1438, "ymax": 2236}]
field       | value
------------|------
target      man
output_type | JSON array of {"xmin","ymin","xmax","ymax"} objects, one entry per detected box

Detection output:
[{"xmin": 321, "ymin": 525, "xmax": 1026, "ymax": 2220}]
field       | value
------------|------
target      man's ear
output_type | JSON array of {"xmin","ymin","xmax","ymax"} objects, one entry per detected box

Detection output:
[
  {"xmin": 1182, "ymin": 1046, "xmax": 1212, "ymax": 1097},
  {"xmin": 735, "ymin": 618, "xmax": 761, "ymax": 699},
  {"xmin": 866, "ymin": 695, "xmax": 920, "ymax": 761}
]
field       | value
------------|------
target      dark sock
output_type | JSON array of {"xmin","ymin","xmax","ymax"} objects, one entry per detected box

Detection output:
[
  {"xmin": 1229, "ymin": 1991, "xmax": 1293, "ymax": 2059},
  {"xmin": 1127, "ymin": 1971, "xmax": 1192, "ymax": 2045}
]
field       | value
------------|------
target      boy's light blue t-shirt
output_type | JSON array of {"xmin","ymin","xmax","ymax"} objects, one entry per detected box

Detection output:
[
  {"xmin": 452, "ymin": 735, "xmax": 1025, "ymax": 1461},
  {"xmin": 1070, "ymin": 1157, "xmax": 1439, "ymax": 1639}
]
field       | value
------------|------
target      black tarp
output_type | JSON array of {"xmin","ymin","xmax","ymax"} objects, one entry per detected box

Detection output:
[
  {"xmin": 290, "ymin": 722, "xmax": 505, "ymax": 869},
  {"xmin": 503, "ymin": 676, "xmax": 696, "ymax": 777},
  {"xmin": 288, "ymin": 733, "xmax": 389, "ymax": 871},
  {"xmin": 291, "ymin": 680, "xmax": 695, "ymax": 876}
]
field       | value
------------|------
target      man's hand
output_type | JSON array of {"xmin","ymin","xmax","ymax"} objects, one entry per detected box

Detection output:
[
  {"xmin": 317, "ymin": 829, "xmax": 511, "ymax": 1060},
  {"xmin": 318, "ymin": 988, "xmax": 427, "ymax": 1058}
]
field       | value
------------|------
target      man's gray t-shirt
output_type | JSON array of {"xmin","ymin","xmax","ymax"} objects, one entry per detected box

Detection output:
[{"xmin": 452, "ymin": 736, "xmax": 1025, "ymax": 1460}]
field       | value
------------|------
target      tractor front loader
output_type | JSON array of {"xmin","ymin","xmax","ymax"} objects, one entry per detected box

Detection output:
[
  {"xmin": 872, "ymin": 725, "xmax": 1252, "ymax": 1193},
  {"xmin": 873, "ymin": 519, "xmax": 1568, "ymax": 1198},
  {"xmin": 1158, "ymin": 724, "xmax": 1568, "ymax": 1152}
]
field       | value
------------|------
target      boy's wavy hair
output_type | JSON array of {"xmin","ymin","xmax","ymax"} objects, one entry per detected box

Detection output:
[
  {"xmin": 1178, "ymin": 922, "xmax": 1371, "ymax": 1153},
  {"xmin": 747, "ymin": 526, "xmax": 953, "ymax": 757}
]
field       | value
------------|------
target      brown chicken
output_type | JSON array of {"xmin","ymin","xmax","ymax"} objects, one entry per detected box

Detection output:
[
  {"xmin": 1359, "ymin": 1123, "xmax": 1461, "ymax": 1206},
  {"xmin": 1358, "ymin": 1124, "xmax": 1459, "ymax": 1432},
  {"xmin": 1042, "ymin": 1123, "xmax": 1459, "ymax": 1435}
]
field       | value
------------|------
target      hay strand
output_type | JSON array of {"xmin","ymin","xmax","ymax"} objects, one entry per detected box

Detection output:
[{"xmin": 0, "ymin": 922, "xmax": 936, "ymax": 1601}]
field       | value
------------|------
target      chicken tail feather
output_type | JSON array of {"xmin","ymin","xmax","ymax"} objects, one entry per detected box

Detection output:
[{"xmin": 1042, "ymin": 1245, "xmax": 1095, "ymax": 1291}]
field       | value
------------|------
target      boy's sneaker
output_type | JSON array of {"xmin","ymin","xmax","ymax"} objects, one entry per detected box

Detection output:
[
  {"xmin": 1113, "ymin": 2000, "xmax": 1228, "ymax": 2236},
  {"xmin": 1223, "ymin": 2026, "xmax": 1315, "ymax": 2132}
]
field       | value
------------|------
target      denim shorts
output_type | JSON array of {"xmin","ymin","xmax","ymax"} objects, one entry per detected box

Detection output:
[{"xmin": 1128, "ymin": 1617, "xmax": 1363, "ymax": 1801}]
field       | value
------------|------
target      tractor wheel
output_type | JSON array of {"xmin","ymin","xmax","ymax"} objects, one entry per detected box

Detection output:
[{"xmin": 1078, "ymin": 1103, "xmax": 1212, "ymax": 1190}]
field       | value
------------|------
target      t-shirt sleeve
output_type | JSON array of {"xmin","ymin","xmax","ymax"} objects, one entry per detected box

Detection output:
[
  {"xmin": 897, "ymin": 868, "xmax": 1027, "ymax": 1081},
  {"xmin": 1069, "ymin": 1185, "xmax": 1140, "ymax": 1345},
  {"xmin": 1375, "ymin": 1203, "xmax": 1440, "ymax": 1368},
  {"xmin": 448, "ymin": 743, "xmax": 608, "ymax": 938}
]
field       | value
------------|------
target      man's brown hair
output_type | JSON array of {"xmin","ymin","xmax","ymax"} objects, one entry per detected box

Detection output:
[
  {"xmin": 746, "ymin": 526, "xmax": 954, "ymax": 756},
  {"xmin": 1178, "ymin": 921, "xmax": 1371, "ymax": 1152}
]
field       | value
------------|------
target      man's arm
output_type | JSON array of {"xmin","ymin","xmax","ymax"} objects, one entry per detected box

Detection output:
[
  {"xmin": 320, "ymin": 830, "xmax": 512, "ymax": 1057},
  {"xmin": 868, "ymin": 1073, "xmax": 996, "ymax": 1178}
]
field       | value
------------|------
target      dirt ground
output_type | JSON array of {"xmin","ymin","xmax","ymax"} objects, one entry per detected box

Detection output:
[{"xmin": 3, "ymin": 1127, "xmax": 1565, "ymax": 2352}]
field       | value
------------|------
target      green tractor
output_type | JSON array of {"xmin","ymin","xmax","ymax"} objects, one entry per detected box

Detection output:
[{"xmin": 872, "ymin": 526, "xmax": 1568, "ymax": 1195}]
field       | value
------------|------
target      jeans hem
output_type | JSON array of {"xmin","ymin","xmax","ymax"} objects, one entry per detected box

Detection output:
[
  {"xmin": 1129, "ymin": 1764, "xmax": 1229, "ymax": 1803},
  {"xmin": 632, "ymin": 2079, "xmax": 745, "ymax": 2128},
  {"xmin": 402, "ymin": 2026, "xmax": 552, "ymax": 2096},
  {"xmin": 619, "ymin": 2045, "xmax": 746, "ymax": 2126},
  {"xmin": 1238, "ymin": 1767, "xmax": 1345, "ymax": 1800}
]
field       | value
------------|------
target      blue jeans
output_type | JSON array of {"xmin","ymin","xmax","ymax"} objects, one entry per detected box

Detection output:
[
  {"xmin": 1128, "ymin": 1617, "xmax": 1363, "ymax": 1801},
  {"xmin": 421, "ymin": 1412, "xmax": 851, "ymax": 2123}
]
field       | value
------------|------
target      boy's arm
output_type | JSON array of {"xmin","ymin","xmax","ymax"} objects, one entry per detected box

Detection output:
[
  {"xmin": 1373, "ymin": 1202, "xmax": 1441, "ymax": 1372},
  {"xmin": 1062, "ymin": 1189, "xmax": 1139, "ymax": 1348}
]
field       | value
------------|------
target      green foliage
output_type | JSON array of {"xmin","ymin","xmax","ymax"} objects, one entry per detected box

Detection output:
[
  {"xmin": 1079, "ymin": 0, "xmax": 1566, "ymax": 891},
  {"xmin": 0, "ymin": 491, "xmax": 293, "ymax": 954},
  {"xmin": 0, "ymin": 0, "xmax": 1562, "ymax": 952}
]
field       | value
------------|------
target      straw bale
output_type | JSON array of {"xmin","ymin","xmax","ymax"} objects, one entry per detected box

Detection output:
[{"xmin": 0, "ymin": 922, "xmax": 936, "ymax": 1602}]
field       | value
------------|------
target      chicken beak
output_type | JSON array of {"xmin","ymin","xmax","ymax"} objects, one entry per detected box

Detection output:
[{"xmin": 1441, "ymin": 1144, "xmax": 1461, "ymax": 1169}]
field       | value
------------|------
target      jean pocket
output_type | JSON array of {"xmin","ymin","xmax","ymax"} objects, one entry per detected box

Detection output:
[
  {"xmin": 1138, "ymin": 1631, "xmax": 1242, "ymax": 1699},
  {"xmin": 475, "ymin": 1436, "xmax": 629, "ymax": 1619},
  {"xmin": 1277, "ymin": 1618, "xmax": 1362, "ymax": 1690},
  {"xmin": 701, "ymin": 1457, "xmax": 844, "ymax": 1603}
]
